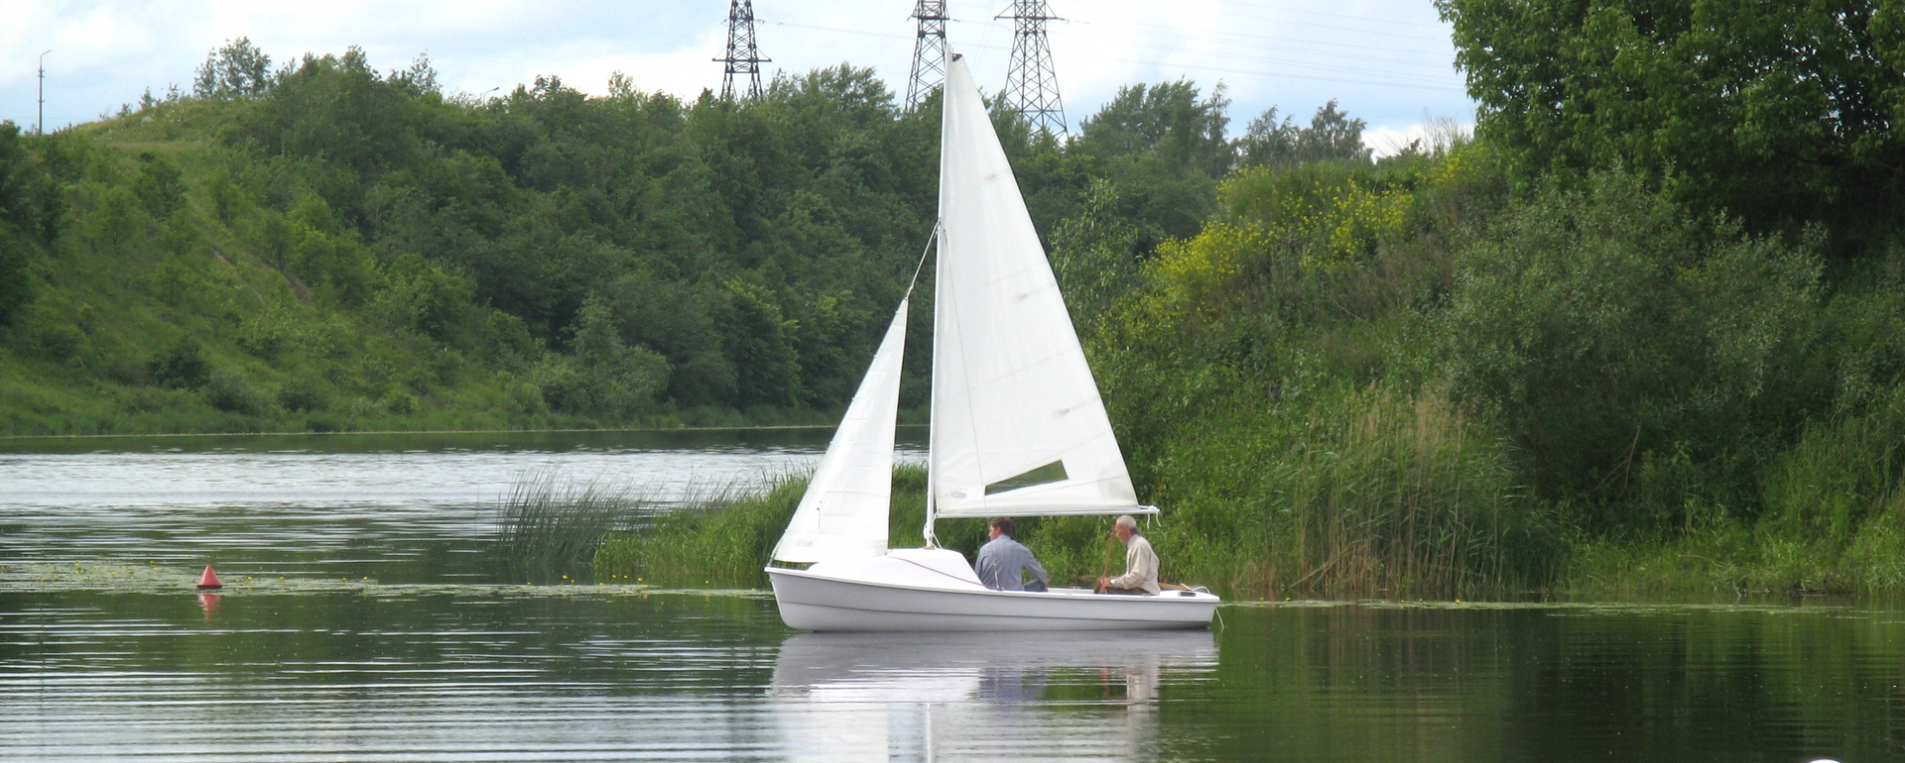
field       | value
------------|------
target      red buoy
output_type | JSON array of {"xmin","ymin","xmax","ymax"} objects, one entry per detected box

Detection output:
[{"xmin": 197, "ymin": 565, "xmax": 224, "ymax": 589}]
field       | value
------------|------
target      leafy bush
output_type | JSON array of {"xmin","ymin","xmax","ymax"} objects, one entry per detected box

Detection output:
[
  {"xmin": 277, "ymin": 375, "xmax": 330, "ymax": 412},
  {"xmin": 1442, "ymin": 170, "xmax": 1822, "ymax": 528},
  {"xmin": 203, "ymin": 370, "xmax": 269, "ymax": 414},
  {"xmin": 0, "ymin": 227, "xmax": 33, "ymax": 326},
  {"xmin": 149, "ymin": 339, "xmax": 210, "ymax": 388}
]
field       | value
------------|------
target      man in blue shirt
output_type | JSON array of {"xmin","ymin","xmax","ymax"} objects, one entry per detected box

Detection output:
[{"xmin": 975, "ymin": 517, "xmax": 1048, "ymax": 592}]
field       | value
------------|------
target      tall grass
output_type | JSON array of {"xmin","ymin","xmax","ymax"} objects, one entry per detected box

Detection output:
[
  {"xmin": 1099, "ymin": 384, "xmax": 1558, "ymax": 600},
  {"xmin": 1269, "ymin": 387, "xmax": 1551, "ymax": 596},
  {"xmin": 581, "ymin": 387, "xmax": 1555, "ymax": 600},
  {"xmin": 493, "ymin": 470, "xmax": 654, "ymax": 584},
  {"xmin": 592, "ymin": 474, "xmax": 809, "ymax": 588},
  {"xmin": 590, "ymin": 464, "xmax": 998, "ymax": 588}
]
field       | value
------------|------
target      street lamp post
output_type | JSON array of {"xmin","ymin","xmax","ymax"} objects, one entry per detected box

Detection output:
[{"xmin": 38, "ymin": 49, "xmax": 51, "ymax": 135}]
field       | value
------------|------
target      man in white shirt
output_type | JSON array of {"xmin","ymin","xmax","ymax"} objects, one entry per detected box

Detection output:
[
  {"xmin": 975, "ymin": 517, "xmax": 1049, "ymax": 592},
  {"xmin": 1095, "ymin": 514, "xmax": 1160, "ymax": 595}
]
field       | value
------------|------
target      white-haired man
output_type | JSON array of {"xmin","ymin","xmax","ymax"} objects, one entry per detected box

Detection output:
[{"xmin": 1095, "ymin": 514, "xmax": 1160, "ymax": 595}]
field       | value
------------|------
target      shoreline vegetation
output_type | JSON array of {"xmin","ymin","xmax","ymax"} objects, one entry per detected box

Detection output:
[
  {"xmin": 21, "ymin": 6, "xmax": 1905, "ymax": 599},
  {"xmin": 526, "ymin": 466, "xmax": 1905, "ymax": 601}
]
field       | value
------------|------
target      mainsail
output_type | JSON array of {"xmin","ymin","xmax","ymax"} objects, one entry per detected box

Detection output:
[
  {"xmin": 771, "ymin": 299, "xmax": 909, "ymax": 564},
  {"xmin": 928, "ymin": 58, "xmax": 1141, "ymax": 519}
]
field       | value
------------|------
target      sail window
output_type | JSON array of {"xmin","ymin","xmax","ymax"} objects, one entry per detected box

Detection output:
[{"xmin": 984, "ymin": 461, "xmax": 1069, "ymax": 495}]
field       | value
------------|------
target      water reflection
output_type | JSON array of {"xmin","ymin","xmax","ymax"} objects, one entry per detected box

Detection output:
[{"xmin": 771, "ymin": 631, "xmax": 1216, "ymax": 762}]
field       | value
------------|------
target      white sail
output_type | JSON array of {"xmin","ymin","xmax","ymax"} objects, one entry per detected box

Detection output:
[
  {"xmin": 772, "ymin": 299, "xmax": 909, "ymax": 564},
  {"xmin": 929, "ymin": 58, "xmax": 1141, "ymax": 519}
]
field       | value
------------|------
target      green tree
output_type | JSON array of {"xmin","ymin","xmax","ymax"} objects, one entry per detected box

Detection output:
[
  {"xmin": 132, "ymin": 153, "xmax": 185, "ymax": 218},
  {"xmin": 1050, "ymin": 178, "xmax": 1143, "ymax": 334},
  {"xmin": 720, "ymin": 280, "xmax": 801, "ymax": 409},
  {"xmin": 0, "ymin": 225, "xmax": 32, "ymax": 326},
  {"xmin": 541, "ymin": 295, "xmax": 671, "ymax": 418},
  {"xmin": 1438, "ymin": 0, "xmax": 1905, "ymax": 240},
  {"xmin": 1442, "ymin": 171, "xmax": 1822, "ymax": 527},
  {"xmin": 1237, "ymin": 101, "xmax": 1373, "ymax": 168},
  {"xmin": 1070, "ymin": 80, "xmax": 1234, "ymax": 246},
  {"xmin": 193, "ymin": 37, "xmax": 273, "ymax": 99}
]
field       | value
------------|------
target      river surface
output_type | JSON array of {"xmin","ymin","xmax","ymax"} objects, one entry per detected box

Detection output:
[{"xmin": 2, "ymin": 430, "xmax": 1901, "ymax": 762}]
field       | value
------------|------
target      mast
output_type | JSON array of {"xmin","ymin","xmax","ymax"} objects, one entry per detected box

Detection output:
[
  {"xmin": 922, "ymin": 215, "xmax": 944, "ymax": 547},
  {"xmin": 923, "ymin": 215, "xmax": 944, "ymax": 549}
]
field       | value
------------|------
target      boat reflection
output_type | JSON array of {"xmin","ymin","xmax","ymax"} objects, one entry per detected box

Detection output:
[{"xmin": 770, "ymin": 630, "xmax": 1216, "ymax": 762}]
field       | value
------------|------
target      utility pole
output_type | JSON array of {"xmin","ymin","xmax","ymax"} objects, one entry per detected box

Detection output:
[
  {"xmin": 716, "ymin": 0, "xmax": 769, "ymax": 101},
  {"xmin": 38, "ymin": 50, "xmax": 51, "ymax": 135},
  {"xmin": 904, "ymin": 1, "xmax": 949, "ymax": 112},
  {"xmin": 1000, "ymin": 0, "xmax": 1066, "ymax": 134}
]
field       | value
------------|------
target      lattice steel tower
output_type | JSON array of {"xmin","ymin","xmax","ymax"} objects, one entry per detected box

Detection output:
[
  {"xmin": 905, "ymin": 1, "xmax": 949, "ymax": 111},
  {"xmin": 1001, "ymin": 0, "xmax": 1066, "ymax": 134},
  {"xmin": 716, "ymin": 0, "xmax": 769, "ymax": 100}
]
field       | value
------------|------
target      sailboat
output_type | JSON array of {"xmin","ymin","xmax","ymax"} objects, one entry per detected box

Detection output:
[{"xmin": 764, "ymin": 55, "xmax": 1220, "ymax": 631}]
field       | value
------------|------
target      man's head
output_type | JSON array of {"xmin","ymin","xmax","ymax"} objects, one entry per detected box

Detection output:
[
  {"xmin": 989, "ymin": 517, "xmax": 1014, "ymax": 539},
  {"xmin": 1113, "ymin": 514, "xmax": 1137, "ymax": 541}
]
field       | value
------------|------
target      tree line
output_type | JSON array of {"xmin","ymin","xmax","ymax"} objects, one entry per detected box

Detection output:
[{"xmin": 0, "ymin": 37, "xmax": 1370, "ymax": 432}]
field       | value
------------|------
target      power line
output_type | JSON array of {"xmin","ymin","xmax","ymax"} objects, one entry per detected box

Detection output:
[{"xmin": 763, "ymin": 19, "xmax": 1465, "ymax": 93}]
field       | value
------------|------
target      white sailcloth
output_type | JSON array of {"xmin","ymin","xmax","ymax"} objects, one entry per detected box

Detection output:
[
  {"xmin": 772, "ymin": 299, "xmax": 909, "ymax": 564},
  {"xmin": 929, "ymin": 58, "xmax": 1141, "ymax": 519}
]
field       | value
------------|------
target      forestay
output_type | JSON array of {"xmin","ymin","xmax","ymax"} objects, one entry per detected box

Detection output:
[
  {"xmin": 929, "ymin": 58, "xmax": 1141, "ymax": 519},
  {"xmin": 771, "ymin": 299, "xmax": 909, "ymax": 564}
]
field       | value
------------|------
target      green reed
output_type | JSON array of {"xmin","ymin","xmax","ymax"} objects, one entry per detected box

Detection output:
[{"xmin": 493, "ymin": 470, "xmax": 655, "ymax": 584}]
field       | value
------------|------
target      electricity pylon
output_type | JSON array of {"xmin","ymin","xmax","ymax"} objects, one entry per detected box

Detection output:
[
  {"xmin": 904, "ymin": 1, "xmax": 949, "ymax": 111},
  {"xmin": 1000, "ymin": 0, "xmax": 1066, "ymax": 134},
  {"xmin": 717, "ymin": 0, "xmax": 769, "ymax": 100}
]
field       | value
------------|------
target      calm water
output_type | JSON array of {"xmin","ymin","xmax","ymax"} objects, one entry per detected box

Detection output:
[{"xmin": 2, "ymin": 430, "xmax": 1900, "ymax": 762}]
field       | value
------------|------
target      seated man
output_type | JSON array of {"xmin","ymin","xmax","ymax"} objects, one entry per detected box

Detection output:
[
  {"xmin": 1095, "ymin": 514, "xmax": 1161, "ymax": 595},
  {"xmin": 975, "ymin": 517, "xmax": 1049, "ymax": 592}
]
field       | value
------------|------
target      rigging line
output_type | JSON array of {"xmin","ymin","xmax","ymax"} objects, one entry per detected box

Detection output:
[
  {"xmin": 906, "ymin": 222, "xmax": 938, "ymax": 300},
  {"xmin": 891, "ymin": 555, "xmax": 986, "ymax": 587}
]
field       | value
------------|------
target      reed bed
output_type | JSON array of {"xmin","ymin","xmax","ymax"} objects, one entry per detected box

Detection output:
[
  {"xmin": 588, "ymin": 464, "xmax": 985, "ymax": 588},
  {"xmin": 493, "ymin": 470, "xmax": 656, "ymax": 584}
]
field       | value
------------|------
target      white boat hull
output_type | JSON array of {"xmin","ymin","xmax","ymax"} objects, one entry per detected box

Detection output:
[{"xmin": 767, "ymin": 549, "xmax": 1219, "ymax": 632}]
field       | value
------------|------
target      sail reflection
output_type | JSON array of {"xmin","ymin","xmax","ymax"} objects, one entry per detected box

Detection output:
[{"xmin": 770, "ymin": 630, "xmax": 1216, "ymax": 762}]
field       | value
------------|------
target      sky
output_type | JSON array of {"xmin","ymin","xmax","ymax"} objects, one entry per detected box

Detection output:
[{"xmin": 0, "ymin": 0, "xmax": 1475, "ymax": 155}]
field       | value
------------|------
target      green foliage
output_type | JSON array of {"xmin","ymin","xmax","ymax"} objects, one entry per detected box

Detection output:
[
  {"xmin": 537, "ymin": 295, "xmax": 670, "ymax": 419},
  {"xmin": 1438, "ymin": 0, "xmax": 1905, "ymax": 239},
  {"xmin": 1073, "ymin": 150, "xmax": 1556, "ymax": 597},
  {"xmin": 496, "ymin": 471, "xmax": 652, "ymax": 584},
  {"xmin": 204, "ymin": 369, "xmax": 270, "ymax": 414},
  {"xmin": 720, "ymin": 280, "xmax": 802, "ymax": 409},
  {"xmin": 277, "ymin": 375, "xmax": 330, "ymax": 412},
  {"xmin": 1236, "ymin": 101, "xmax": 1374, "ymax": 168},
  {"xmin": 132, "ymin": 153, "xmax": 186, "ymax": 218},
  {"xmin": 149, "ymin": 338, "xmax": 210, "ymax": 389},
  {"xmin": 1068, "ymin": 80, "xmax": 1235, "ymax": 247},
  {"xmin": 0, "ymin": 225, "xmax": 32, "ymax": 326},
  {"xmin": 593, "ymin": 475, "xmax": 812, "ymax": 588},
  {"xmin": 1050, "ymin": 179, "xmax": 1143, "ymax": 334},
  {"xmin": 193, "ymin": 37, "xmax": 273, "ymax": 100},
  {"xmin": 1442, "ymin": 170, "xmax": 1822, "ymax": 527}
]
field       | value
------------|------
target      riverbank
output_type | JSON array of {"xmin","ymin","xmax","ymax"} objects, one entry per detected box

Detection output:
[{"xmin": 587, "ymin": 467, "xmax": 1905, "ymax": 600}]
